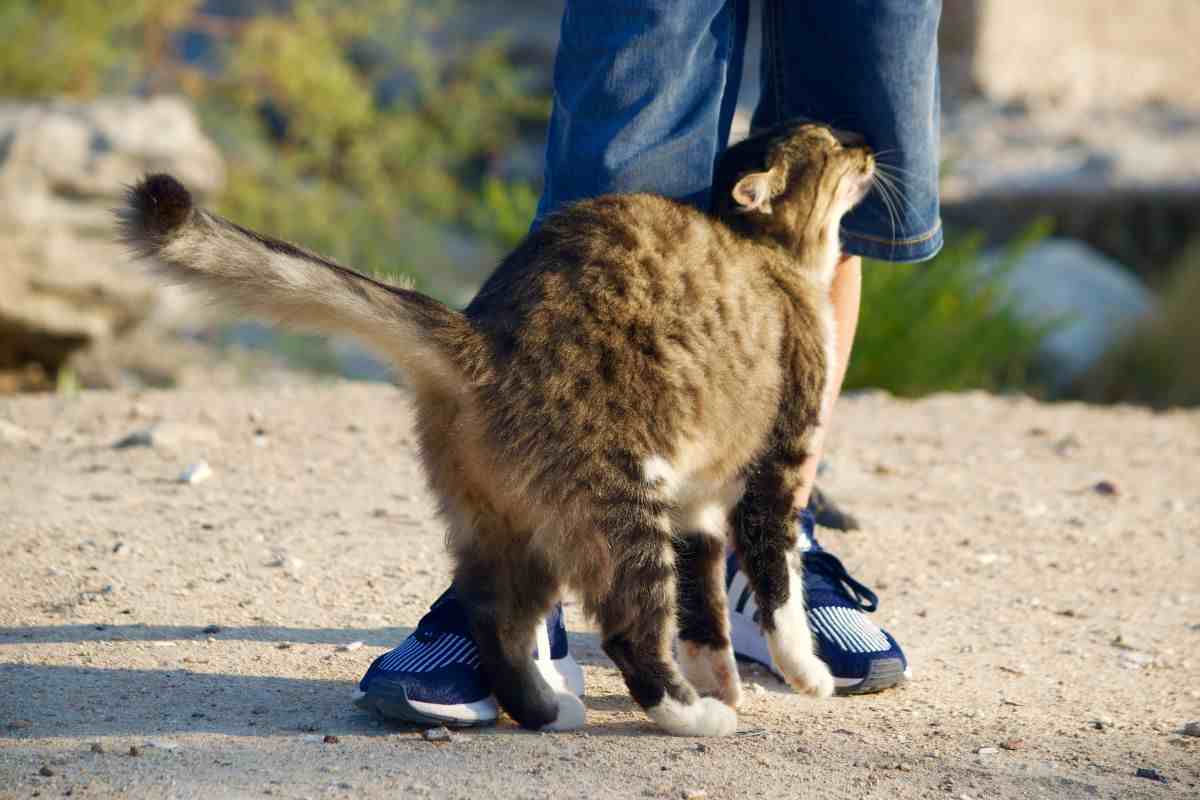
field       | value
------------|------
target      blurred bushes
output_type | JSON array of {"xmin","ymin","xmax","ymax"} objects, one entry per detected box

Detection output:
[
  {"xmin": 1, "ymin": 0, "xmax": 544, "ymax": 291},
  {"xmin": 846, "ymin": 229, "xmax": 1052, "ymax": 397},
  {"xmin": 1076, "ymin": 241, "xmax": 1200, "ymax": 408},
  {"xmin": 2, "ymin": 0, "xmax": 1059, "ymax": 397}
]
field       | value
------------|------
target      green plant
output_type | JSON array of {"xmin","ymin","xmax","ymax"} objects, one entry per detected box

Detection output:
[
  {"xmin": 1076, "ymin": 240, "xmax": 1200, "ymax": 407},
  {"xmin": 846, "ymin": 226, "xmax": 1054, "ymax": 397}
]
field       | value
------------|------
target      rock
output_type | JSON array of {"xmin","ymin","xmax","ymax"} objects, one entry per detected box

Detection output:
[
  {"xmin": 38, "ymin": 764, "xmax": 55, "ymax": 777},
  {"xmin": 1093, "ymin": 480, "xmax": 1119, "ymax": 496},
  {"xmin": 113, "ymin": 422, "xmax": 218, "ymax": 450},
  {"xmin": 0, "ymin": 97, "xmax": 223, "ymax": 391},
  {"xmin": 89, "ymin": 742, "xmax": 104, "ymax": 753},
  {"xmin": 421, "ymin": 726, "xmax": 453, "ymax": 743},
  {"xmin": 1181, "ymin": 721, "xmax": 1200, "ymax": 737},
  {"xmin": 0, "ymin": 419, "xmax": 33, "ymax": 444},
  {"xmin": 180, "ymin": 461, "xmax": 213, "ymax": 485},
  {"xmin": 976, "ymin": 239, "xmax": 1157, "ymax": 388},
  {"xmin": 976, "ymin": 746, "xmax": 1000, "ymax": 755},
  {"xmin": 1000, "ymin": 739, "xmax": 1024, "ymax": 751},
  {"xmin": 1135, "ymin": 767, "xmax": 1168, "ymax": 783},
  {"xmin": 145, "ymin": 738, "xmax": 179, "ymax": 751},
  {"xmin": 127, "ymin": 745, "xmax": 141, "ymax": 757}
]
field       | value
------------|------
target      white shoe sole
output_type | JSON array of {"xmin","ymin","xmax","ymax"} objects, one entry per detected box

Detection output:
[{"xmin": 353, "ymin": 653, "xmax": 586, "ymax": 726}]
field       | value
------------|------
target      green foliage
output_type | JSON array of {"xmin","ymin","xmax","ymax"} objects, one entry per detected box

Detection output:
[
  {"xmin": 846, "ymin": 226, "xmax": 1054, "ymax": 397},
  {"xmin": 1077, "ymin": 240, "xmax": 1200, "ymax": 407},
  {"xmin": 2, "ymin": 0, "xmax": 543, "ymax": 293}
]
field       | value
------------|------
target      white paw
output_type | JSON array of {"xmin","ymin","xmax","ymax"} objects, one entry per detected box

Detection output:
[
  {"xmin": 678, "ymin": 641, "xmax": 742, "ymax": 708},
  {"xmin": 540, "ymin": 691, "xmax": 587, "ymax": 732},
  {"xmin": 647, "ymin": 695, "xmax": 738, "ymax": 737},
  {"xmin": 768, "ymin": 639, "xmax": 835, "ymax": 699}
]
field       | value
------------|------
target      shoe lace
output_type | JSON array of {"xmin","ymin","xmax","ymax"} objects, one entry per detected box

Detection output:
[{"xmin": 802, "ymin": 550, "xmax": 880, "ymax": 613}]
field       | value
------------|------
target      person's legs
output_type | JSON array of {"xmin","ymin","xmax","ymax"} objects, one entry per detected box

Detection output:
[
  {"xmin": 536, "ymin": 0, "xmax": 748, "ymax": 220},
  {"xmin": 358, "ymin": 0, "xmax": 750, "ymax": 726},
  {"xmin": 722, "ymin": 0, "xmax": 943, "ymax": 694}
]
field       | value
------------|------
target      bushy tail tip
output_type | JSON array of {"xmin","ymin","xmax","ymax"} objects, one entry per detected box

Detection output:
[{"xmin": 119, "ymin": 173, "xmax": 194, "ymax": 246}]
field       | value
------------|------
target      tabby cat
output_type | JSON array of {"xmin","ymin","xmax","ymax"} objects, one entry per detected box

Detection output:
[{"xmin": 120, "ymin": 121, "xmax": 875, "ymax": 737}]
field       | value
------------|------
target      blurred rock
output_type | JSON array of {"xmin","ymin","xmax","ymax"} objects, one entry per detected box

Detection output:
[
  {"xmin": 0, "ymin": 96, "xmax": 223, "ymax": 391},
  {"xmin": 0, "ymin": 96, "xmax": 223, "ymax": 230},
  {"xmin": 981, "ymin": 239, "xmax": 1157, "ymax": 388}
]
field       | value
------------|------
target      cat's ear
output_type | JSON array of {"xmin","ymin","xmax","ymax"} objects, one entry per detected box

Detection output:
[{"xmin": 731, "ymin": 171, "xmax": 775, "ymax": 215}]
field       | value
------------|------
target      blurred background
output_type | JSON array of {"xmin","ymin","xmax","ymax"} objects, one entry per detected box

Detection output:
[{"xmin": 1, "ymin": 0, "xmax": 1196, "ymax": 405}]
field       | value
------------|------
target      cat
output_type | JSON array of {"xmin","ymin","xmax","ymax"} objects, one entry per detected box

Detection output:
[{"xmin": 119, "ymin": 120, "xmax": 875, "ymax": 737}]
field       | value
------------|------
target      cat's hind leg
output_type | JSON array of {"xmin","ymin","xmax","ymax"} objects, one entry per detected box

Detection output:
[
  {"xmin": 674, "ymin": 510, "xmax": 741, "ymax": 708},
  {"xmin": 455, "ymin": 552, "xmax": 585, "ymax": 732},
  {"xmin": 599, "ymin": 509, "xmax": 737, "ymax": 737}
]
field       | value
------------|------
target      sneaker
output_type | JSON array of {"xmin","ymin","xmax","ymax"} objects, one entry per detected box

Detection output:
[
  {"xmin": 353, "ymin": 588, "xmax": 585, "ymax": 726},
  {"xmin": 726, "ymin": 509, "xmax": 910, "ymax": 694}
]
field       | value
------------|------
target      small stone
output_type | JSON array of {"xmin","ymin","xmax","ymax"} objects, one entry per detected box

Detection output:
[
  {"xmin": 1180, "ymin": 721, "xmax": 1200, "ymax": 737},
  {"xmin": 1135, "ymin": 767, "xmax": 1167, "ymax": 783},
  {"xmin": 976, "ymin": 746, "xmax": 999, "ymax": 755},
  {"xmin": 337, "ymin": 641, "xmax": 364, "ymax": 652},
  {"xmin": 202, "ymin": 624, "xmax": 222, "ymax": 635},
  {"xmin": 180, "ymin": 461, "xmax": 213, "ymax": 485},
  {"xmin": 128, "ymin": 746, "xmax": 141, "ymax": 757},
  {"xmin": 38, "ymin": 765, "xmax": 55, "ymax": 777},
  {"xmin": 89, "ymin": 742, "xmax": 104, "ymax": 753},
  {"xmin": 422, "ymin": 726, "xmax": 452, "ymax": 743},
  {"xmin": 322, "ymin": 735, "xmax": 339, "ymax": 744},
  {"xmin": 1093, "ymin": 480, "xmax": 1118, "ymax": 496},
  {"xmin": 1090, "ymin": 718, "xmax": 1113, "ymax": 730},
  {"xmin": 1000, "ymin": 739, "xmax": 1024, "ymax": 751}
]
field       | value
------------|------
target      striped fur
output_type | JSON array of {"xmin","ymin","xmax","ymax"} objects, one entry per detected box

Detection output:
[{"xmin": 119, "ymin": 122, "xmax": 874, "ymax": 736}]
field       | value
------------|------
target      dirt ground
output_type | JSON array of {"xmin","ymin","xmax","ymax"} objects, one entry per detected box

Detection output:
[{"xmin": 1, "ymin": 382, "xmax": 1197, "ymax": 799}]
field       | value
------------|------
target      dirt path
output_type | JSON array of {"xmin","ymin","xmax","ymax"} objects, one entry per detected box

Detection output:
[{"xmin": 1, "ymin": 383, "xmax": 1197, "ymax": 799}]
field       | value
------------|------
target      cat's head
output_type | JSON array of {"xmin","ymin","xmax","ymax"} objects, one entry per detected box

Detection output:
[{"xmin": 714, "ymin": 121, "xmax": 875, "ymax": 265}]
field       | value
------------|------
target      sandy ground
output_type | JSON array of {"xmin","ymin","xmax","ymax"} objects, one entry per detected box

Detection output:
[{"xmin": 1, "ymin": 382, "xmax": 1197, "ymax": 799}]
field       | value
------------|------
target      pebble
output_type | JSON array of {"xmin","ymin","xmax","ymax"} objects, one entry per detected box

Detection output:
[
  {"xmin": 38, "ymin": 764, "xmax": 55, "ymax": 777},
  {"xmin": 976, "ymin": 746, "xmax": 1000, "ymax": 755},
  {"xmin": 202, "ymin": 624, "xmax": 222, "ymax": 634},
  {"xmin": 337, "ymin": 641, "xmax": 364, "ymax": 652},
  {"xmin": 1000, "ymin": 739, "xmax": 1024, "ymax": 751},
  {"xmin": 90, "ymin": 742, "xmax": 104, "ymax": 753},
  {"xmin": 0, "ymin": 419, "xmax": 33, "ymax": 443},
  {"xmin": 1093, "ymin": 480, "xmax": 1119, "ymax": 496},
  {"xmin": 1135, "ymin": 767, "xmax": 1167, "ymax": 783},
  {"xmin": 114, "ymin": 422, "xmax": 217, "ymax": 450},
  {"xmin": 180, "ymin": 460, "xmax": 213, "ymax": 485},
  {"xmin": 128, "ymin": 746, "xmax": 142, "ymax": 757},
  {"xmin": 1180, "ymin": 721, "xmax": 1200, "ymax": 737},
  {"xmin": 422, "ymin": 726, "xmax": 453, "ymax": 743},
  {"xmin": 145, "ymin": 738, "xmax": 180, "ymax": 751}
]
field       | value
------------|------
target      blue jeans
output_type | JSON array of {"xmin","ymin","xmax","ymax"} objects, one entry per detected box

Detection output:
[{"xmin": 536, "ymin": 0, "xmax": 943, "ymax": 263}]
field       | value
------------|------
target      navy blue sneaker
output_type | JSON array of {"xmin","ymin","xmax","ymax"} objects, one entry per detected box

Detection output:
[
  {"xmin": 353, "ymin": 588, "xmax": 584, "ymax": 726},
  {"xmin": 726, "ymin": 510, "xmax": 910, "ymax": 695}
]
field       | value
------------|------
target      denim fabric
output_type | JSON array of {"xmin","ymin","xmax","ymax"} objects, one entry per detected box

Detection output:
[{"xmin": 536, "ymin": 0, "xmax": 943, "ymax": 264}]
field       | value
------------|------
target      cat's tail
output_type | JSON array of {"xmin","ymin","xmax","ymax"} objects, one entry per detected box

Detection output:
[{"xmin": 118, "ymin": 174, "xmax": 471, "ymax": 397}]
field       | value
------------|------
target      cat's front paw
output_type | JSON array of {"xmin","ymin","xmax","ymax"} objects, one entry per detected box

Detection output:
[
  {"xmin": 775, "ymin": 650, "xmax": 835, "ymax": 698},
  {"xmin": 678, "ymin": 641, "xmax": 742, "ymax": 708},
  {"xmin": 767, "ymin": 631, "xmax": 835, "ymax": 699}
]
